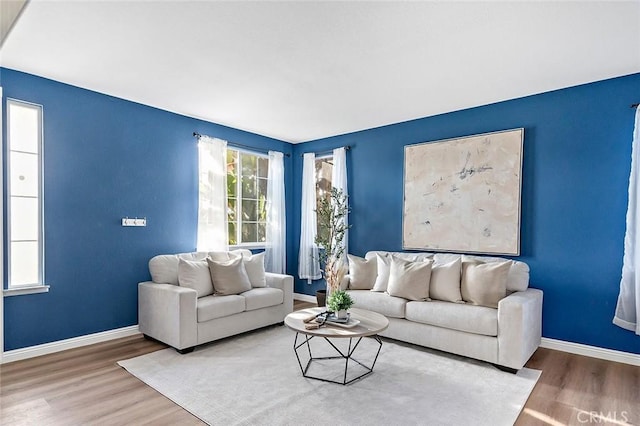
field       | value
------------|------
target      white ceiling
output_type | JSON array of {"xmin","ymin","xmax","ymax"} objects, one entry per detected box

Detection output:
[
  {"xmin": 0, "ymin": 0, "xmax": 28, "ymax": 47},
  {"xmin": 1, "ymin": 1, "xmax": 639, "ymax": 143}
]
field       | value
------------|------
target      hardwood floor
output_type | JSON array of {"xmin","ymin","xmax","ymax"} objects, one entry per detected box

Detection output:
[
  {"xmin": 0, "ymin": 333, "xmax": 201, "ymax": 425},
  {"xmin": 1, "ymin": 299, "xmax": 637, "ymax": 425},
  {"xmin": 517, "ymin": 347, "xmax": 639, "ymax": 425}
]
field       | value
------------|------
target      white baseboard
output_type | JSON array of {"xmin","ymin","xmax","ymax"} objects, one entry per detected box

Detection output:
[
  {"xmin": 540, "ymin": 337, "xmax": 640, "ymax": 366},
  {"xmin": 1, "ymin": 325, "xmax": 140, "ymax": 364},
  {"xmin": 294, "ymin": 293, "xmax": 316, "ymax": 303}
]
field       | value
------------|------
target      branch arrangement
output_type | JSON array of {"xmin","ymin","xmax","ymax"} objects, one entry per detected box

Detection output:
[{"xmin": 315, "ymin": 188, "xmax": 351, "ymax": 293}]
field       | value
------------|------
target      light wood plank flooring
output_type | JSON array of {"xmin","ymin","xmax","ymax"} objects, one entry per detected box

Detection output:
[{"xmin": 1, "ymin": 300, "xmax": 638, "ymax": 425}]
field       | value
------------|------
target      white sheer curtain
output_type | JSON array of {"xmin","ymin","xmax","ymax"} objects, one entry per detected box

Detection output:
[
  {"xmin": 332, "ymin": 147, "xmax": 349, "ymax": 262},
  {"xmin": 298, "ymin": 153, "xmax": 321, "ymax": 281},
  {"xmin": 265, "ymin": 151, "xmax": 286, "ymax": 274},
  {"xmin": 614, "ymin": 106, "xmax": 640, "ymax": 335},
  {"xmin": 197, "ymin": 136, "xmax": 228, "ymax": 251}
]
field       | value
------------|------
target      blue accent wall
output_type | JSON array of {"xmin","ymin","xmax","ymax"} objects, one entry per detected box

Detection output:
[
  {"xmin": 1, "ymin": 68, "xmax": 293, "ymax": 351},
  {"xmin": 292, "ymin": 73, "xmax": 640, "ymax": 355},
  {"xmin": 3, "ymin": 66, "xmax": 640, "ymax": 356}
]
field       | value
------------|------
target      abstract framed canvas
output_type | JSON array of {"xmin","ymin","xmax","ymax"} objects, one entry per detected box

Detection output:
[{"xmin": 403, "ymin": 128, "xmax": 524, "ymax": 255}]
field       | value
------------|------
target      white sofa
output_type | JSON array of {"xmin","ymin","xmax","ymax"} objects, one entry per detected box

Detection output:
[
  {"xmin": 341, "ymin": 251, "xmax": 543, "ymax": 370},
  {"xmin": 138, "ymin": 250, "xmax": 294, "ymax": 353}
]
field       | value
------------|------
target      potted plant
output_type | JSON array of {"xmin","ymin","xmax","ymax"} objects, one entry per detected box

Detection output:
[
  {"xmin": 315, "ymin": 188, "xmax": 350, "ymax": 305},
  {"xmin": 327, "ymin": 290, "xmax": 354, "ymax": 318}
]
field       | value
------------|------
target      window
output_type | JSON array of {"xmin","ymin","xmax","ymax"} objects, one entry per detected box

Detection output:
[
  {"xmin": 6, "ymin": 99, "xmax": 44, "ymax": 289},
  {"xmin": 226, "ymin": 148, "xmax": 268, "ymax": 246},
  {"xmin": 315, "ymin": 155, "xmax": 333, "ymax": 243}
]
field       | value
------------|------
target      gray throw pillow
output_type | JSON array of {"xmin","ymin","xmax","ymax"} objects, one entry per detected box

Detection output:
[
  {"xmin": 207, "ymin": 256, "xmax": 252, "ymax": 295},
  {"xmin": 386, "ymin": 256, "xmax": 433, "ymax": 301},
  {"xmin": 429, "ymin": 258, "xmax": 463, "ymax": 303},
  {"xmin": 461, "ymin": 260, "xmax": 510, "ymax": 308},
  {"xmin": 347, "ymin": 254, "xmax": 377, "ymax": 290},
  {"xmin": 177, "ymin": 258, "xmax": 214, "ymax": 298}
]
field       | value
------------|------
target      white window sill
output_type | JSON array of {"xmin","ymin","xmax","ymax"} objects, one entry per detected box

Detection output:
[
  {"xmin": 229, "ymin": 244, "xmax": 266, "ymax": 250},
  {"xmin": 4, "ymin": 285, "xmax": 50, "ymax": 297}
]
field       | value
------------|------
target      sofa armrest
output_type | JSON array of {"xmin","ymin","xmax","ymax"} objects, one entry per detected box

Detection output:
[
  {"xmin": 138, "ymin": 281, "xmax": 198, "ymax": 350},
  {"xmin": 497, "ymin": 288, "xmax": 543, "ymax": 369},
  {"xmin": 265, "ymin": 273, "xmax": 294, "ymax": 315}
]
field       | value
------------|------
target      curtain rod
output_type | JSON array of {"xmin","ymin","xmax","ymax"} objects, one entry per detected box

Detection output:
[
  {"xmin": 193, "ymin": 132, "xmax": 290, "ymax": 157},
  {"xmin": 300, "ymin": 146, "xmax": 351, "ymax": 157}
]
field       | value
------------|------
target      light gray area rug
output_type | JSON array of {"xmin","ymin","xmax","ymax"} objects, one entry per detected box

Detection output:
[{"xmin": 118, "ymin": 326, "xmax": 540, "ymax": 426}]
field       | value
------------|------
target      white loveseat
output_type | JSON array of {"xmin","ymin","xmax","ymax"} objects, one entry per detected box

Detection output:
[
  {"xmin": 341, "ymin": 251, "xmax": 543, "ymax": 370},
  {"xmin": 138, "ymin": 250, "xmax": 294, "ymax": 353}
]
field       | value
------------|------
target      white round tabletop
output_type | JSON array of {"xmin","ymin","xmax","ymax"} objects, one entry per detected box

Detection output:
[{"xmin": 284, "ymin": 307, "xmax": 389, "ymax": 338}]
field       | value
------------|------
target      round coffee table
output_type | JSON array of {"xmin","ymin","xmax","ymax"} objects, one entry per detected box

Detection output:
[{"xmin": 284, "ymin": 307, "xmax": 389, "ymax": 385}]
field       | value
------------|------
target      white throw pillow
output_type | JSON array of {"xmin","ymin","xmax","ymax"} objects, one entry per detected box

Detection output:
[
  {"xmin": 461, "ymin": 260, "xmax": 510, "ymax": 308},
  {"xmin": 347, "ymin": 254, "xmax": 377, "ymax": 290},
  {"xmin": 177, "ymin": 258, "xmax": 214, "ymax": 298},
  {"xmin": 461, "ymin": 254, "xmax": 530, "ymax": 292},
  {"xmin": 429, "ymin": 258, "xmax": 463, "ymax": 303},
  {"xmin": 207, "ymin": 256, "xmax": 252, "ymax": 296},
  {"xmin": 386, "ymin": 256, "xmax": 433, "ymax": 301},
  {"xmin": 371, "ymin": 253, "xmax": 392, "ymax": 292},
  {"xmin": 243, "ymin": 252, "xmax": 267, "ymax": 288}
]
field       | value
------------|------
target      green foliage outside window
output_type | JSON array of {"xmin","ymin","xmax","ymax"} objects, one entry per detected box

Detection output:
[
  {"xmin": 315, "ymin": 157, "xmax": 333, "ymax": 245},
  {"xmin": 226, "ymin": 149, "xmax": 268, "ymax": 245}
]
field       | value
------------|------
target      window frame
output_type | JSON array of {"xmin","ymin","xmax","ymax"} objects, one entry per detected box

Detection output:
[
  {"xmin": 4, "ymin": 98, "xmax": 48, "ymax": 296},
  {"xmin": 226, "ymin": 147, "xmax": 269, "ymax": 248}
]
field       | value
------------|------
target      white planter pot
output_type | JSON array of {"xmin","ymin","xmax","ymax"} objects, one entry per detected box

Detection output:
[{"xmin": 336, "ymin": 309, "xmax": 348, "ymax": 319}]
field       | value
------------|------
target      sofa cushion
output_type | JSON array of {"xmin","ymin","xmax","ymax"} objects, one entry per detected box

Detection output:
[
  {"xmin": 429, "ymin": 258, "xmax": 463, "ymax": 303},
  {"xmin": 505, "ymin": 260, "xmax": 530, "ymax": 292},
  {"xmin": 347, "ymin": 254, "xmax": 377, "ymax": 290},
  {"xmin": 461, "ymin": 260, "xmax": 510, "ymax": 308},
  {"xmin": 178, "ymin": 258, "xmax": 214, "ymax": 298},
  {"xmin": 149, "ymin": 252, "xmax": 209, "ymax": 285},
  {"xmin": 432, "ymin": 253, "xmax": 460, "ymax": 264},
  {"xmin": 149, "ymin": 250, "xmax": 253, "ymax": 285},
  {"xmin": 242, "ymin": 287, "xmax": 284, "ymax": 311},
  {"xmin": 367, "ymin": 251, "xmax": 433, "ymax": 262},
  {"xmin": 207, "ymin": 256, "xmax": 252, "ymax": 295},
  {"xmin": 347, "ymin": 289, "xmax": 408, "ymax": 318},
  {"xmin": 387, "ymin": 256, "xmax": 432, "ymax": 301},
  {"xmin": 207, "ymin": 249, "xmax": 252, "ymax": 261},
  {"xmin": 405, "ymin": 300, "xmax": 498, "ymax": 337},
  {"xmin": 243, "ymin": 252, "xmax": 267, "ymax": 288},
  {"xmin": 197, "ymin": 294, "xmax": 246, "ymax": 322}
]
